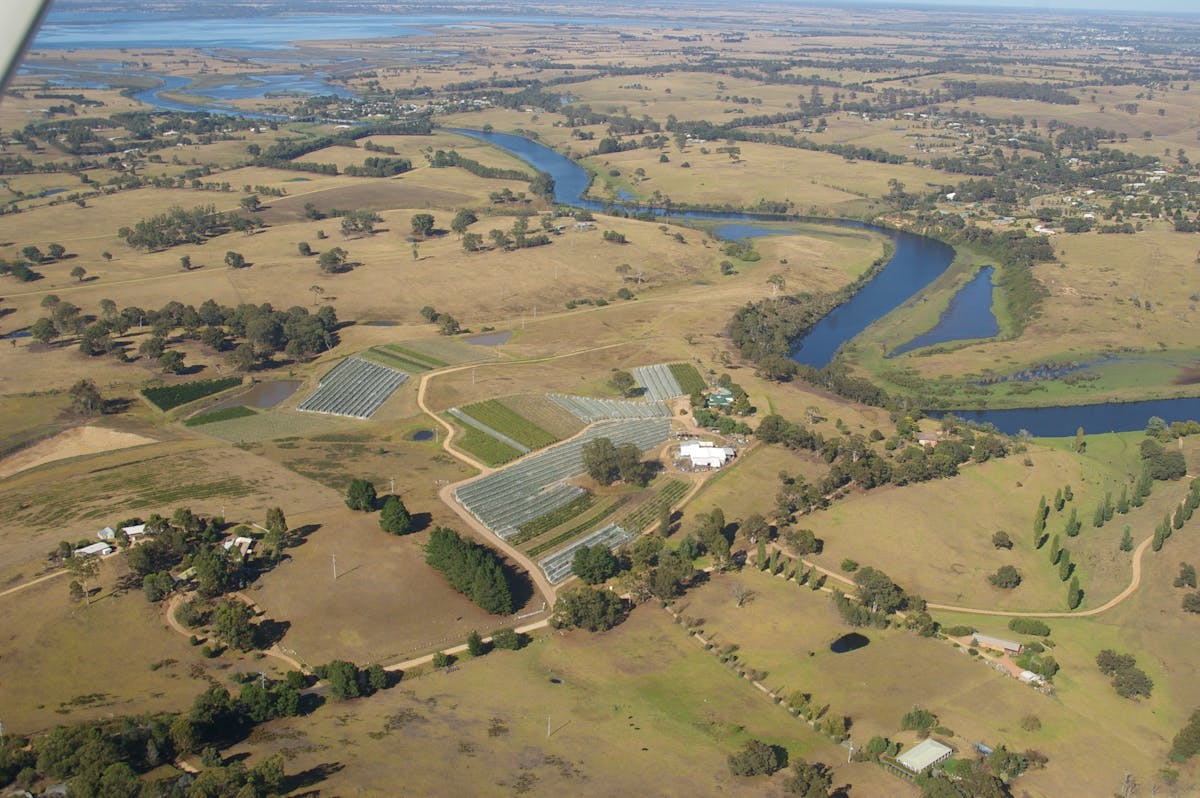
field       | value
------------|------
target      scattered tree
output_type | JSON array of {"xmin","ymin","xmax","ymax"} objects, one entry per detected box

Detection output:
[{"xmin": 346, "ymin": 479, "xmax": 378, "ymax": 511}]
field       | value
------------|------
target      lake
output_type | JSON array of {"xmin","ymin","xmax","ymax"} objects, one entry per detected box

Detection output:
[{"xmin": 890, "ymin": 266, "xmax": 999, "ymax": 357}]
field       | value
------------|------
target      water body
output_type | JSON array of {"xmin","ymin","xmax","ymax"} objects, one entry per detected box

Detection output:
[
  {"xmin": 192, "ymin": 74, "xmax": 353, "ymax": 101},
  {"xmin": 411, "ymin": 429, "xmax": 435, "ymax": 441},
  {"xmin": 890, "ymin": 266, "xmax": 999, "ymax": 357},
  {"xmin": 32, "ymin": 12, "xmax": 710, "ymax": 51},
  {"xmin": 448, "ymin": 128, "xmax": 1200, "ymax": 435},
  {"xmin": 830, "ymin": 633, "xmax": 870, "ymax": 653},
  {"xmin": 210, "ymin": 380, "xmax": 300, "ymax": 411}
]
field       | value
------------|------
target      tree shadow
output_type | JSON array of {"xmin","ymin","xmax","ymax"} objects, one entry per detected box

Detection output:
[
  {"xmin": 409, "ymin": 511, "xmax": 432, "ymax": 533},
  {"xmin": 504, "ymin": 561, "xmax": 536, "ymax": 610},
  {"xmin": 255, "ymin": 618, "xmax": 291, "ymax": 649},
  {"xmin": 280, "ymin": 761, "xmax": 343, "ymax": 793},
  {"xmin": 770, "ymin": 744, "xmax": 789, "ymax": 769},
  {"xmin": 288, "ymin": 524, "xmax": 321, "ymax": 548},
  {"xmin": 178, "ymin": 363, "xmax": 206, "ymax": 376}
]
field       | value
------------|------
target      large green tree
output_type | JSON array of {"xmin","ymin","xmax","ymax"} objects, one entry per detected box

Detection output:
[
  {"xmin": 550, "ymin": 586, "xmax": 627, "ymax": 631},
  {"xmin": 213, "ymin": 599, "xmax": 256, "ymax": 651},
  {"xmin": 379, "ymin": 495, "xmax": 413, "ymax": 535},
  {"xmin": 346, "ymin": 479, "xmax": 377, "ymax": 511}
]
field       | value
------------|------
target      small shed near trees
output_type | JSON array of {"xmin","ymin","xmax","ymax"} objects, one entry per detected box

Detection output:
[
  {"xmin": 972, "ymin": 633, "xmax": 1023, "ymax": 655},
  {"xmin": 896, "ymin": 738, "xmax": 953, "ymax": 773}
]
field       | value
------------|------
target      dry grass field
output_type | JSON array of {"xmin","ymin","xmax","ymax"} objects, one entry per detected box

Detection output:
[
  {"xmin": 6, "ymin": 5, "xmax": 1200, "ymax": 793},
  {"xmin": 225, "ymin": 605, "xmax": 911, "ymax": 798},
  {"xmin": 684, "ymin": 569, "xmax": 1187, "ymax": 798}
]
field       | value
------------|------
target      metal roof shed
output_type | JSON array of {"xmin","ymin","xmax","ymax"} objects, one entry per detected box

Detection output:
[{"xmin": 896, "ymin": 739, "xmax": 953, "ymax": 773}]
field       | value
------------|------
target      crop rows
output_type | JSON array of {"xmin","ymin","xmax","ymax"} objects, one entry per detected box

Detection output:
[
  {"xmin": 548, "ymin": 393, "xmax": 671, "ymax": 423},
  {"xmin": 511, "ymin": 492, "xmax": 597, "ymax": 544},
  {"xmin": 499, "ymin": 394, "xmax": 585, "ymax": 440},
  {"xmin": 668, "ymin": 362, "xmax": 707, "ymax": 395},
  {"xmin": 454, "ymin": 418, "xmax": 670, "ymax": 540},
  {"xmin": 448, "ymin": 407, "xmax": 530, "ymax": 454},
  {"xmin": 632, "ymin": 364, "xmax": 685, "ymax": 401},
  {"xmin": 363, "ymin": 346, "xmax": 431, "ymax": 373},
  {"xmin": 381, "ymin": 343, "xmax": 448, "ymax": 368},
  {"xmin": 458, "ymin": 399, "xmax": 558, "ymax": 449},
  {"xmin": 525, "ymin": 496, "xmax": 632, "ymax": 558},
  {"xmin": 297, "ymin": 357, "xmax": 408, "ymax": 419},
  {"xmin": 455, "ymin": 426, "xmax": 522, "ymax": 466},
  {"xmin": 618, "ymin": 479, "xmax": 689, "ymax": 532},
  {"xmin": 538, "ymin": 523, "xmax": 635, "ymax": 584},
  {"xmin": 142, "ymin": 376, "xmax": 241, "ymax": 411}
]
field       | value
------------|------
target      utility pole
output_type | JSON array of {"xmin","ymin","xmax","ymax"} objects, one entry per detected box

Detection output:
[
  {"xmin": 390, "ymin": 476, "xmax": 395, "ymax": 495},
  {"xmin": 332, "ymin": 554, "xmax": 337, "ymax": 580}
]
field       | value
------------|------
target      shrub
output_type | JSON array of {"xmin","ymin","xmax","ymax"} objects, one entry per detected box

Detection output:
[
  {"xmin": 989, "ymin": 565, "xmax": 1022, "ymax": 589},
  {"xmin": 1008, "ymin": 618, "xmax": 1051, "ymax": 636},
  {"xmin": 727, "ymin": 739, "xmax": 784, "ymax": 777}
]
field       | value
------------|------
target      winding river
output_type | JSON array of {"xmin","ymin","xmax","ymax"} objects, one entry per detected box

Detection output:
[{"xmin": 449, "ymin": 128, "xmax": 1200, "ymax": 437}]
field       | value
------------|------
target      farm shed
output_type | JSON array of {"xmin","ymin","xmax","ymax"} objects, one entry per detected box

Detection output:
[
  {"xmin": 679, "ymin": 440, "xmax": 735, "ymax": 469},
  {"xmin": 97, "ymin": 526, "xmax": 116, "ymax": 540},
  {"xmin": 972, "ymin": 634, "xmax": 1023, "ymax": 655},
  {"xmin": 75, "ymin": 542, "xmax": 113, "ymax": 557},
  {"xmin": 1018, "ymin": 670, "xmax": 1045, "ymax": 685},
  {"xmin": 896, "ymin": 739, "xmax": 953, "ymax": 773},
  {"xmin": 121, "ymin": 524, "xmax": 148, "ymax": 541},
  {"xmin": 706, "ymin": 388, "xmax": 734, "ymax": 408}
]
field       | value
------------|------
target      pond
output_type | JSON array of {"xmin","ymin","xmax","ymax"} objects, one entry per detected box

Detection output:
[
  {"xmin": 209, "ymin": 380, "xmax": 300, "ymax": 411},
  {"xmin": 890, "ymin": 266, "xmax": 999, "ymax": 357},
  {"xmin": 411, "ymin": 429, "xmax": 435, "ymax": 441},
  {"xmin": 830, "ymin": 633, "xmax": 870, "ymax": 654}
]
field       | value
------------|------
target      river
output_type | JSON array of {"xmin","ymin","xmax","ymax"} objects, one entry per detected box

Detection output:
[{"xmin": 445, "ymin": 128, "xmax": 1200, "ymax": 437}]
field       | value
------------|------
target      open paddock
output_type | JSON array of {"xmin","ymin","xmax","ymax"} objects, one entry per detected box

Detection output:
[
  {"xmin": 682, "ymin": 569, "xmax": 1163, "ymax": 798},
  {"xmin": 225, "ymin": 606, "xmax": 889, "ymax": 797},
  {"xmin": 0, "ymin": 559, "xmax": 292, "ymax": 735}
]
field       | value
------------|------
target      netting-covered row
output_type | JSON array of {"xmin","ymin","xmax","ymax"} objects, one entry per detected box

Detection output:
[
  {"xmin": 631, "ymin": 364, "xmax": 684, "ymax": 402},
  {"xmin": 447, "ymin": 407, "xmax": 531, "ymax": 454},
  {"xmin": 454, "ymin": 418, "xmax": 670, "ymax": 540},
  {"xmin": 547, "ymin": 393, "xmax": 671, "ymax": 423},
  {"xmin": 538, "ymin": 522, "xmax": 634, "ymax": 584},
  {"xmin": 296, "ymin": 357, "xmax": 408, "ymax": 419}
]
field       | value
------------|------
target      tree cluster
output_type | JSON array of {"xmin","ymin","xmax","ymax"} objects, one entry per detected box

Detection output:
[
  {"xmin": 424, "ymin": 527, "xmax": 514, "ymax": 615},
  {"xmin": 1096, "ymin": 649, "xmax": 1153, "ymax": 699}
]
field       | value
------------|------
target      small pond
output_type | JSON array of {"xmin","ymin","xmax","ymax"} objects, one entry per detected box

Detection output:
[
  {"xmin": 890, "ymin": 266, "xmax": 999, "ymax": 357},
  {"xmin": 1, "ymin": 330, "xmax": 32, "ymax": 340},
  {"xmin": 411, "ymin": 429, "xmax": 435, "ymax": 441},
  {"xmin": 209, "ymin": 380, "xmax": 300, "ymax": 411},
  {"xmin": 830, "ymin": 632, "xmax": 870, "ymax": 654}
]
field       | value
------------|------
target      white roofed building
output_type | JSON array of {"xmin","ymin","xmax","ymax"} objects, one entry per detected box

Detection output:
[
  {"xmin": 679, "ymin": 441, "xmax": 735, "ymax": 469},
  {"xmin": 896, "ymin": 738, "xmax": 953, "ymax": 773}
]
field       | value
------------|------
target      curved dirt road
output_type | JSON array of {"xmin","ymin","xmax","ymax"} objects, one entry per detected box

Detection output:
[{"xmin": 926, "ymin": 535, "xmax": 1154, "ymax": 619}]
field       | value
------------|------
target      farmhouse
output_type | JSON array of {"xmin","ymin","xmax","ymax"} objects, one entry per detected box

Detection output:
[
  {"xmin": 223, "ymin": 536, "xmax": 254, "ymax": 558},
  {"xmin": 706, "ymin": 387, "xmax": 735, "ymax": 408},
  {"xmin": 75, "ymin": 542, "xmax": 113, "ymax": 558},
  {"xmin": 972, "ymin": 634, "xmax": 1023, "ymax": 655},
  {"xmin": 896, "ymin": 738, "xmax": 954, "ymax": 773},
  {"xmin": 916, "ymin": 432, "xmax": 943, "ymax": 448},
  {"xmin": 679, "ymin": 440, "xmax": 735, "ymax": 469}
]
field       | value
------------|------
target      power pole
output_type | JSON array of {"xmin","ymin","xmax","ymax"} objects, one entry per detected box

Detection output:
[
  {"xmin": 390, "ymin": 476, "xmax": 395, "ymax": 495},
  {"xmin": 332, "ymin": 554, "xmax": 337, "ymax": 580}
]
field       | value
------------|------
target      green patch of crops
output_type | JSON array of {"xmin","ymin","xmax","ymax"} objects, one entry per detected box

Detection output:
[{"xmin": 142, "ymin": 377, "xmax": 241, "ymax": 411}]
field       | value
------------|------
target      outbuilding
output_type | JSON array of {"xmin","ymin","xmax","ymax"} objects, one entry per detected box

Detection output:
[
  {"xmin": 679, "ymin": 440, "xmax": 735, "ymax": 469},
  {"xmin": 896, "ymin": 738, "xmax": 953, "ymax": 773},
  {"xmin": 75, "ymin": 542, "xmax": 113, "ymax": 558},
  {"xmin": 972, "ymin": 633, "xmax": 1023, "ymax": 655},
  {"xmin": 97, "ymin": 526, "xmax": 116, "ymax": 541}
]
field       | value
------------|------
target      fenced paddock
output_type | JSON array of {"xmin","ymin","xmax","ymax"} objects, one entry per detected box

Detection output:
[
  {"xmin": 548, "ymin": 394, "xmax": 671, "ymax": 423},
  {"xmin": 632, "ymin": 364, "xmax": 685, "ymax": 402},
  {"xmin": 538, "ymin": 522, "xmax": 635, "ymax": 584},
  {"xmin": 297, "ymin": 357, "xmax": 408, "ymax": 419},
  {"xmin": 454, "ymin": 418, "xmax": 671, "ymax": 540}
]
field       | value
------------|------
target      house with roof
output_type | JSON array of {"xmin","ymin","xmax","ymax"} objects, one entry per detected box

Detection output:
[
  {"xmin": 896, "ymin": 738, "xmax": 954, "ymax": 773},
  {"xmin": 972, "ymin": 633, "xmax": 1023, "ymax": 655}
]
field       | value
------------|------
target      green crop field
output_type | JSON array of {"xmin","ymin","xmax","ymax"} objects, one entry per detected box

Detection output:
[
  {"xmin": 525, "ymin": 496, "xmax": 634, "ymax": 557},
  {"xmin": 458, "ymin": 398, "xmax": 558, "ymax": 449},
  {"xmin": 619, "ymin": 479, "xmax": 690, "ymax": 532},
  {"xmin": 669, "ymin": 362, "xmax": 707, "ymax": 395},
  {"xmin": 141, "ymin": 377, "xmax": 242, "ymax": 411},
  {"xmin": 360, "ymin": 346, "xmax": 428, "ymax": 373},
  {"xmin": 453, "ymin": 424, "xmax": 523, "ymax": 466},
  {"xmin": 498, "ymin": 394, "xmax": 586, "ymax": 440},
  {"xmin": 510, "ymin": 492, "xmax": 597, "ymax": 544}
]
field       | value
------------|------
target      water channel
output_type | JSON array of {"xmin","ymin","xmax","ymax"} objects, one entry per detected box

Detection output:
[{"xmin": 448, "ymin": 128, "xmax": 1200, "ymax": 436}]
